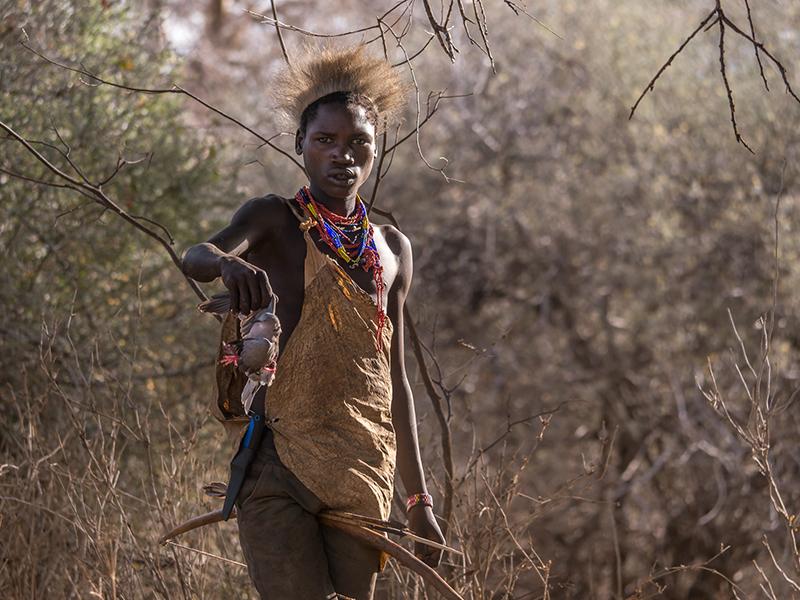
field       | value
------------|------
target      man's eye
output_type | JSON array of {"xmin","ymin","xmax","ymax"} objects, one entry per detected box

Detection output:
[
  {"xmin": 354, "ymin": 138, "xmax": 369, "ymax": 145},
  {"xmin": 317, "ymin": 137, "xmax": 331, "ymax": 143}
]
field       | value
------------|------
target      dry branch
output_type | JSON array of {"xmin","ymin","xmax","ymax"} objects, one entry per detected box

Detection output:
[
  {"xmin": 743, "ymin": 0, "xmax": 769, "ymax": 91},
  {"xmin": 630, "ymin": 2, "xmax": 800, "ymax": 152},
  {"xmin": 21, "ymin": 42, "xmax": 305, "ymax": 173},
  {"xmin": 0, "ymin": 118, "xmax": 210, "ymax": 307},
  {"xmin": 700, "ymin": 164, "xmax": 800, "ymax": 587}
]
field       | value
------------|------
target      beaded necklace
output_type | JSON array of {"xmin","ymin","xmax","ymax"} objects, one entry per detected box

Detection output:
[{"xmin": 295, "ymin": 186, "xmax": 386, "ymax": 350}]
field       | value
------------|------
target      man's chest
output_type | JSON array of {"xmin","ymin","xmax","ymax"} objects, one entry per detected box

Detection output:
[{"xmin": 244, "ymin": 226, "xmax": 399, "ymax": 341}]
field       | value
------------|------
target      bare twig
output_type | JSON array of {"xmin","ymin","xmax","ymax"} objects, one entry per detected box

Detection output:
[
  {"xmin": 700, "ymin": 161, "xmax": 800, "ymax": 588},
  {"xmin": 763, "ymin": 535, "xmax": 800, "ymax": 593},
  {"xmin": 97, "ymin": 154, "xmax": 150, "ymax": 187},
  {"xmin": 422, "ymin": 0, "xmax": 457, "ymax": 62},
  {"xmin": 631, "ymin": 3, "xmax": 799, "ymax": 152},
  {"xmin": 245, "ymin": 1, "xmax": 419, "ymax": 43},
  {"xmin": 718, "ymin": 13, "xmax": 800, "ymax": 105},
  {"xmin": 743, "ymin": 0, "xmax": 769, "ymax": 91},
  {"xmin": 482, "ymin": 471, "xmax": 551, "ymax": 598},
  {"xmin": 462, "ymin": 404, "xmax": 563, "ymax": 475},
  {"xmin": 503, "ymin": 0, "xmax": 564, "ymax": 40},
  {"xmin": 716, "ymin": 1, "xmax": 754, "ymax": 153},
  {"xmin": 392, "ymin": 35, "xmax": 436, "ymax": 68},
  {"xmin": 270, "ymin": 0, "xmax": 291, "ymax": 66},
  {"xmin": 472, "ymin": 0, "xmax": 495, "ymax": 72},
  {"xmin": 244, "ymin": 8, "xmax": 379, "ymax": 38},
  {"xmin": 629, "ymin": 8, "xmax": 717, "ymax": 120},
  {"xmin": 379, "ymin": 17, "xmax": 453, "ymax": 181}
]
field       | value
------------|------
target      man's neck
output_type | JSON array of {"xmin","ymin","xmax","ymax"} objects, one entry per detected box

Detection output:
[{"xmin": 308, "ymin": 183, "xmax": 359, "ymax": 217}]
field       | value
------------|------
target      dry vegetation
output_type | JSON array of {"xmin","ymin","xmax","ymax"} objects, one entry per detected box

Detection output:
[{"xmin": 3, "ymin": 1, "xmax": 800, "ymax": 598}]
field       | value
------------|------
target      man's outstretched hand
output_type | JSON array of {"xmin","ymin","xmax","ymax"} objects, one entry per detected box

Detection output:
[
  {"xmin": 408, "ymin": 505, "xmax": 445, "ymax": 568},
  {"xmin": 219, "ymin": 255, "xmax": 272, "ymax": 315}
]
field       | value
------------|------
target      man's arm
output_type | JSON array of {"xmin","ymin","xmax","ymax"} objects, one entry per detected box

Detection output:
[
  {"xmin": 385, "ymin": 227, "xmax": 446, "ymax": 567},
  {"xmin": 182, "ymin": 196, "xmax": 279, "ymax": 314}
]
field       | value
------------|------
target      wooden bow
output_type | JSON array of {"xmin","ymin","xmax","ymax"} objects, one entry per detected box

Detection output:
[{"xmin": 160, "ymin": 505, "xmax": 463, "ymax": 600}]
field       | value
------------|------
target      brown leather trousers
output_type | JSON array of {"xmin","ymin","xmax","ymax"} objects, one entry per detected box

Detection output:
[{"xmin": 236, "ymin": 425, "xmax": 381, "ymax": 599}]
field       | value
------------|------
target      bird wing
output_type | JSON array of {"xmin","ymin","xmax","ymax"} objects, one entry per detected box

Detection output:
[{"xmin": 197, "ymin": 292, "xmax": 232, "ymax": 315}]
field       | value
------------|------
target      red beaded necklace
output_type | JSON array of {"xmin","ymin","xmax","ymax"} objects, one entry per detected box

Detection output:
[{"xmin": 295, "ymin": 186, "xmax": 387, "ymax": 351}]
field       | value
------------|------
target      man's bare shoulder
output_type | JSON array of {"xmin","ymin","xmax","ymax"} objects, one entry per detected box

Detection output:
[
  {"xmin": 377, "ymin": 224, "xmax": 412, "ymax": 297},
  {"xmin": 377, "ymin": 224, "xmax": 412, "ymax": 260},
  {"xmin": 231, "ymin": 193, "xmax": 293, "ymax": 230}
]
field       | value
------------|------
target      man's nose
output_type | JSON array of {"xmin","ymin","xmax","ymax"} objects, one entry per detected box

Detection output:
[{"xmin": 332, "ymin": 144, "xmax": 355, "ymax": 164}]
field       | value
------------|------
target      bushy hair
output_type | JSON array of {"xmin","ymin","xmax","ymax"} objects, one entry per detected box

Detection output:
[{"xmin": 274, "ymin": 45, "xmax": 410, "ymax": 134}]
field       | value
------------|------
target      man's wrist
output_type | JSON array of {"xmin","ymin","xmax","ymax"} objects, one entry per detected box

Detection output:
[
  {"xmin": 406, "ymin": 492, "xmax": 433, "ymax": 512},
  {"xmin": 217, "ymin": 252, "xmax": 235, "ymax": 268},
  {"xmin": 183, "ymin": 243, "xmax": 228, "ymax": 282}
]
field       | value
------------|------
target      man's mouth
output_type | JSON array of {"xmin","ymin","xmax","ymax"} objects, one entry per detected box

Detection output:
[{"xmin": 329, "ymin": 169, "xmax": 357, "ymax": 183}]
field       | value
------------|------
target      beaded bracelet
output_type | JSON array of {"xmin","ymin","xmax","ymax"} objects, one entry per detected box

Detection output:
[{"xmin": 406, "ymin": 492, "xmax": 434, "ymax": 512}]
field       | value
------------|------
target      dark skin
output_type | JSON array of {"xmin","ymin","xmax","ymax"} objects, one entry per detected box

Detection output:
[{"xmin": 182, "ymin": 102, "xmax": 445, "ymax": 567}]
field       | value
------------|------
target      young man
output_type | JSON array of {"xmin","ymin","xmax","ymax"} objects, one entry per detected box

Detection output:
[{"xmin": 182, "ymin": 46, "xmax": 445, "ymax": 599}]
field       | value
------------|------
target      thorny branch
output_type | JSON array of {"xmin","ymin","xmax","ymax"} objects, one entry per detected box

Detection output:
[
  {"xmin": 743, "ymin": 0, "xmax": 768, "ymax": 91},
  {"xmin": 630, "ymin": 2, "xmax": 800, "ymax": 153},
  {"xmin": 715, "ymin": 0, "xmax": 753, "ymax": 153}
]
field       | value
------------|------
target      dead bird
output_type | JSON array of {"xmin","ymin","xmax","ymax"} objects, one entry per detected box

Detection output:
[{"xmin": 197, "ymin": 292, "xmax": 281, "ymax": 386}]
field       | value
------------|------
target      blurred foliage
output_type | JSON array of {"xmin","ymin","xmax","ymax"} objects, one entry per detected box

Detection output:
[
  {"xmin": 3, "ymin": 0, "xmax": 800, "ymax": 598},
  {"xmin": 391, "ymin": 2, "xmax": 800, "ymax": 596},
  {"xmin": 1, "ymin": 1, "xmax": 246, "ymax": 597},
  {"xmin": 1, "ymin": 0, "xmax": 232, "ymax": 360}
]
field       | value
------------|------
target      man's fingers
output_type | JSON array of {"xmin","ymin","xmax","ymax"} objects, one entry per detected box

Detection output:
[
  {"xmin": 238, "ymin": 280, "xmax": 252, "ymax": 315},
  {"xmin": 229, "ymin": 285, "xmax": 240, "ymax": 314},
  {"xmin": 258, "ymin": 271, "xmax": 271, "ymax": 308},
  {"xmin": 246, "ymin": 274, "xmax": 262, "ymax": 311}
]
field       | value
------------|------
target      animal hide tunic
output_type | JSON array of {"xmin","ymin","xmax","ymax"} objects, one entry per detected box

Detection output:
[{"xmin": 265, "ymin": 214, "xmax": 396, "ymax": 523}]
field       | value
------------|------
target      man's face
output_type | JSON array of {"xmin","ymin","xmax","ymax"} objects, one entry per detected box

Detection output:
[{"xmin": 296, "ymin": 102, "xmax": 377, "ymax": 202}]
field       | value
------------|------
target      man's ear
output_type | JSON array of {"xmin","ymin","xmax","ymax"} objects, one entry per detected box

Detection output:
[
  {"xmin": 294, "ymin": 129, "xmax": 303, "ymax": 155},
  {"xmin": 373, "ymin": 145, "xmax": 378, "ymax": 158}
]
